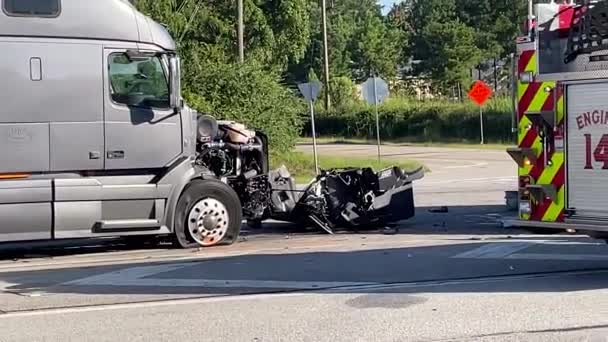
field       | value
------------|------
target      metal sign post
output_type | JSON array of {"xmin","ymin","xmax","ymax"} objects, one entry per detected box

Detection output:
[
  {"xmin": 298, "ymin": 81, "xmax": 323, "ymax": 175},
  {"xmin": 362, "ymin": 77, "xmax": 389, "ymax": 161},
  {"xmin": 309, "ymin": 99, "xmax": 319, "ymax": 174},
  {"xmin": 480, "ymin": 106, "xmax": 485, "ymax": 145},
  {"xmin": 373, "ymin": 78, "xmax": 381, "ymax": 160}
]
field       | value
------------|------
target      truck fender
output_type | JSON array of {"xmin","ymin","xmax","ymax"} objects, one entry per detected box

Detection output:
[{"xmin": 159, "ymin": 159, "xmax": 215, "ymax": 232}]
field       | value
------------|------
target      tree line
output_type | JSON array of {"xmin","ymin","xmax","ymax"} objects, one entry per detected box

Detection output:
[{"xmin": 133, "ymin": 0, "xmax": 527, "ymax": 150}]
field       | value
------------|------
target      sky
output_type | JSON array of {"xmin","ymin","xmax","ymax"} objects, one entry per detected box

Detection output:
[{"xmin": 379, "ymin": 0, "xmax": 400, "ymax": 14}]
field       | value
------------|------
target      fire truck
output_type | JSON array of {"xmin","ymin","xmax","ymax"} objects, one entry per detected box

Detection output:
[{"xmin": 508, "ymin": 0, "xmax": 608, "ymax": 242}]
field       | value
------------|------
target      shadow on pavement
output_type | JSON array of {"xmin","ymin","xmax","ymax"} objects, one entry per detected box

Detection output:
[
  {"xmin": 0, "ymin": 236, "xmax": 606, "ymax": 298},
  {"xmin": 244, "ymin": 205, "xmax": 526, "ymax": 237},
  {"xmin": 0, "ymin": 237, "xmax": 172, "ymax": 260},
  {"xmin": 0, "ymin": 205, "xmax": 559, "ymax": 261}
]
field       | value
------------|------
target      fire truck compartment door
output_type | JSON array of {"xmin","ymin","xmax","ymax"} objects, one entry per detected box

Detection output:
[{"xmin": 567, "ymin": 82, "xmax": 608, "ymax": 219}]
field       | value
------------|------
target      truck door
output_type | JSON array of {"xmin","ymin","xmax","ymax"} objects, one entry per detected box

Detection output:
[
  {"xmin": 103, "ymin": 49, "xmax": 182, "ymax": 170},
  {"xmin": 566, "ymin": 82, "xmax": 608, "ymax": 220},
  {"xmin": 0, "ymin": 41, "xmax": 105, "ymax": 242}
]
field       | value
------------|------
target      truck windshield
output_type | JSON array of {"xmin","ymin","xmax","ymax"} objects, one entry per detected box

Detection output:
[{"xmin": 109, "ymin": 53, "xmax": 170, "ymax": 109}]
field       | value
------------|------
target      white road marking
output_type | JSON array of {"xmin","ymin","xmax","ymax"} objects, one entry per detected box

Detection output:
[
  {"xmin": 506, "ymin": 239, "xmax": 605, "ymax": 246},
  {"xmin": 326, "ymin": 269, "xmax": 608, "ymax": 292},
  {"xmin": 418, "ymin": 177, "xmax": 516, "ymax": 186},
  {"xmin": 454, "ymin": 240, "xmax": 608, "ymax": 261},
  {"xmin": 64, "ymin": 263, "xmax": 377, "ymax": 289},
  {"xmin": 443, "ymin": 162, "xmax": 489, "ymax": 169},
  {"xmin": 452, "ymin": 242, "xmax": 532, "ymax": 259},
  {"xmin": 63, "ymin": 264, "xmax": 185, "ymax": 286},
  {"xmin": 506, "ymin": 253, "xmax": 608, "ymax": 262},
  {"xmin": 4, "ymin": 269, "xmax": 608, "ymax": 319},
  {"xmin": 0, "ymin": 280, "xmax": 19, "ymax": 291}
]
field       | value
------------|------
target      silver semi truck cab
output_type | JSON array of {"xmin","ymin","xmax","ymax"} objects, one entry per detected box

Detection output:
[{"xmin": 0, "ymin": 0, "xmax": 243, "ymax": 247}]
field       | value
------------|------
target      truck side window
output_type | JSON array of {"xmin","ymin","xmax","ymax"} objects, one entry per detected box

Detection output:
[
  {"xmin": 109, "ymin": 54, "xmax": 170, "ymax": 109},
  {"xmin": 3, "ymin": 0, "xmax": 60, "ymax": 17}
]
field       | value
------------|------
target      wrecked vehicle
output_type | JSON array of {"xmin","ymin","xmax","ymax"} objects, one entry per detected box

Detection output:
[
  {"xmin": 0, "ymin": 0, "xmax": 419, "ymax": 251},
  {"xmin": 195, "ymin": 115, "xmax": 424, "ymax": 234}
]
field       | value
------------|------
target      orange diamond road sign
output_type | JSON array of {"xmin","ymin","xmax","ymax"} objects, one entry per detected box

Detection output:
[{"xmin": 468, "ymin": 80, "xmax": 493, "ymax": 106}]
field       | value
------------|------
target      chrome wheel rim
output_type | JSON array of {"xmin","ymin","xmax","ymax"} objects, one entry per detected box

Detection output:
[{"xmin": 187, "ymin": 198, "xmax": 229, "ymax": 246}]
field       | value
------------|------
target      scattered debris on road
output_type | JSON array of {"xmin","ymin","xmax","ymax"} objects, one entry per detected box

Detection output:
[{"xmin": 429, "ymin": 206, "xmax": 449, "ymax": 213}]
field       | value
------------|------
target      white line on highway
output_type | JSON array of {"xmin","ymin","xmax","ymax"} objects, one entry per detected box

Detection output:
[
  {"xmin": 417, "ymin": 177, "xmax": 516, "ymax": 186},
  {"xmin": 452, "ymin": 242, "xmax": 532, "ymax": 259},
  {"xmin": 324, "ymin": 269, "xmax": 608, "ymax": 293},
  {"xmin": 503, "ymin": 239, "xmax": 605, "ymax": 246},
  {"xmin": 64, "ymin": 263, "xmax": 377, "ymax": 289},
  {"xmin": 453, "ymin": 240, "xmax": 608, "ymax": 260},
  {"xmin": 443, "ymin": 162, "xmax": 489, "ymax": 169},
  {"xmin": 0, "ymin": 280, "xmax": 19, "ymax": 291},
  {"xmin": 72, "ymin": 278, "xmax": 378, "ymax": 289},
  {"xmin": 506, "ymin": 253, "xmax": 608, "ymax": 261},
  {"xmin": 3, "ymin": 269, "xmax": 607, "ymax": 319}
]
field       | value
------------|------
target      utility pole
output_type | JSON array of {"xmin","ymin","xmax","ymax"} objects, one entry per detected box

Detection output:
[
  {"xmin": 321, "ymin": 0, "xmax": 331, "ymax": 110},
  {"xmin": 237, "ymin": 0, "xmax": 244, "ymax": 63}
]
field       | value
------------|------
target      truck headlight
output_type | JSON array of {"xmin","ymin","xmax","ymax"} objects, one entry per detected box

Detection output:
[{"xmin": 519, "ymin": 200, "xmax": 532, "ymax": 215}]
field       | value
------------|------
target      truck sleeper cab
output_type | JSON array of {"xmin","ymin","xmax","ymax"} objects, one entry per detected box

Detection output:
[{"xmin": 0, "ymin": 0, "xmax": 242, "ymax": 247}]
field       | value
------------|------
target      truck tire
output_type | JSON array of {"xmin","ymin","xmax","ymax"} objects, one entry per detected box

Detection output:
[{"xmin": 173, "ymin": 179, "xmax": 242, "ymax": 248}]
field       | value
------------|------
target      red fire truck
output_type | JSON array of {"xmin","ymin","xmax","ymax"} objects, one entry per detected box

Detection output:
[{"xmin": 508, "ymin": 0, "xmax": 608, "ymax": 242}]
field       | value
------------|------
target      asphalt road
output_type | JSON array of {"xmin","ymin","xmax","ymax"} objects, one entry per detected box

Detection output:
[
  {"xmin": 296, "ymin": 143, "xmax": 516, "ymax": 206},
  {"xmin": 0, "ymin": 145, "xmax": 606, "ymax": 342}
]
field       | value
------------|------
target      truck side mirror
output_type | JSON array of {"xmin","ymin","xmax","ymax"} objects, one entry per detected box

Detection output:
[{"xmin": 169, "ymin": 56, "xmax": 182, "ymax": 110}]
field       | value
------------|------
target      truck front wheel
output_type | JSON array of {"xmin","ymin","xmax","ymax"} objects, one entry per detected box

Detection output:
[{"xmin": 174, "ymin": 179, "xmax": 242, "ymax": 248}]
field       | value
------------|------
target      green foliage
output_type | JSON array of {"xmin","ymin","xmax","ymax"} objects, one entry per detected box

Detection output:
[
  {"xmin": 184, "ymin": 60, "xmax": 305, "ymax": 153},
  {"xmin": 327, "ymin": 76, "xmax": 356, "ymax": 109},
  {"xmin": 349, "ymin": 3, "xmax": 404, "ymax": 81},
  {"xmin": 401, "ymin": 0, "xmax": 527, "ymax": 87},
  {"xmin": 456, "ymin": 0, "xmax": 528, "ymax": 58},
  {"xmin": 131, "ymin": 0, "xmax": 526, "ymax": 147},
  {"xmin": 134, "ymin": 0, "xmax": 311, "ymax": 69},
  {"xmin": 288, "ymin": 0, "xmax": 403, "ymax": 83},
  {"xmin": 305, "ymin": 97, "xmax": 514, "ymax": 144},
  {"xmin": 134, "ymin": 0, "xmax": 309, "ymax": 152},
  {"xmin": 419, "ymin": 20, "xmax": 483, "ymax": 85}
]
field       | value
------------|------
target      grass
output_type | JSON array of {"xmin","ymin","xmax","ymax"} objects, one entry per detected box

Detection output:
[
  {"xmin": 297, "ymin": 136, "xmax": 512, "ymax": 151},
  {"xmin": 271, "ymin": 151, "xmax": 424, "ymax": 184}
]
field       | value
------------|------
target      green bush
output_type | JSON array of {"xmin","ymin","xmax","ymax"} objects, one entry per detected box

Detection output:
[
  {"xmin": 183, "ymin": 61, "xmax": 305, "ymax": 153},
  {"xmin": 304, "ymin": 97, "xmax": 514, "ymax": 143},
  {"xmin": 328, "ymin": 76, "xmax": 356, "ymax": 109}
]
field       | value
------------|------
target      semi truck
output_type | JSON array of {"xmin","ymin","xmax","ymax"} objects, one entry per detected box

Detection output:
[
  {"xmin": 508, "ymin": 0, "xmax": 608, "ymax": 242},
  {"xmin": 0, "ymin": 0, "xmax": 246, "ymax": 248},
  {"xmin": 0, "ymin": 0, "xmax": 422, "ymax": 248}
]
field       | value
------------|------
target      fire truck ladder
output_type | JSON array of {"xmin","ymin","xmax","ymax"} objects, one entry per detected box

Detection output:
[{"xmin": 565, "ymin": 0, "xmax": 608, "ymax": 64}]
